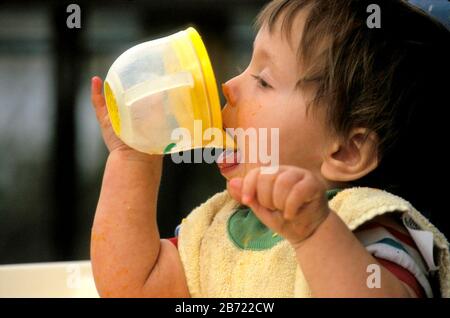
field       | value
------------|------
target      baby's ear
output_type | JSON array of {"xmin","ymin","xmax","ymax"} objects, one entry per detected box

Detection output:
[{"xmin": 320, "ymin": 128, "xmax": 379, "ymax": 182}]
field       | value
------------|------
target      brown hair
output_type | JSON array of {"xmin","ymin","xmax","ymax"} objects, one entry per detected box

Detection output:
[
  {"xmin": 255, "ymin": 0, "xmax": 449, "ymax": 155},
  {"xmin": 255, "ymin": 0, "xmax": 450, "ymax": 235}
]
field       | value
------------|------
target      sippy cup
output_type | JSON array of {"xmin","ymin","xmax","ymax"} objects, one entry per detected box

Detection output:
[{"xmin": 103, "ymin": 27, "xmax": 235, "ymax": 154}]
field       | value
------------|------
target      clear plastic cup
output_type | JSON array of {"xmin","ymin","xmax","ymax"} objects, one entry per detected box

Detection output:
[{"xmin": 104, "ymin": 27, "xmax": 235, "ymax": 154}]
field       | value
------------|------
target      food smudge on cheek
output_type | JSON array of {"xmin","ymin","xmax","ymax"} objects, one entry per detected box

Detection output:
[
  {"xmin": 116, "ymin": 268, "xmax": 129, "ymax": 277},
  {"xmin": 92, "ymin": 233, "xmax": 106, "ymax": 242},
  {"xmin": 235, "ymin": 101, "xmax": 262, "ymax": 122},
  {"xmin": 249, "ymin": 102, "xmax": 262, "ymax": 117}
]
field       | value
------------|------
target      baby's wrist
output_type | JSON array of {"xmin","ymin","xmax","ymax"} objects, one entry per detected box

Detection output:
[
  {"xmin": 108, "ymin": 148, "xmax": 163, "ymax": 164},
  {"xmin": 290, "ymin": 208, "xmax": 332, "ymax": 252},
  {"xmin": 105, "ymin": 149, "xmax": 164, "ymax": 187}
]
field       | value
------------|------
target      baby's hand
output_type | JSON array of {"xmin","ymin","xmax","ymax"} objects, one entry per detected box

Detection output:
[
  {"xmin": 91, "ymin": 76, "xmax": 160, "ymax": 163},
  {"xmin": 228, "ymin": 166, "xmax": 331, "ymax": 250},
  {"xmin": 91, "ymin": 76, "xmax": 129, "ymax": 153}
]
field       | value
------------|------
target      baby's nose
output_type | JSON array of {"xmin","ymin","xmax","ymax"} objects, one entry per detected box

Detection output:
[{"xmin": 222, "ymin": 82, "xmax": 237, "ymax": 107}]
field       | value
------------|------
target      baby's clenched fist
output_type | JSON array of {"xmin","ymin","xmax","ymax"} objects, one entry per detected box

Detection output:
[{"xmin": 227, "ymin": 166, "xmax": 331, "ymax": 250}]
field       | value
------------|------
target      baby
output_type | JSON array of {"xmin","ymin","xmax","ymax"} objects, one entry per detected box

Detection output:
[{"xmin": 90, "ymin": 0, "xmax": 450, "ymax": 297}]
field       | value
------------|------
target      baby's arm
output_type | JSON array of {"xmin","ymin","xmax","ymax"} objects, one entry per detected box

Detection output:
[
  {"xmin": 293, "ymin": 211, "xmax": 419, "ymax": 297},
  {"xmin": 90, "ymin": 77, "xmax": 189, "ymax": 297}
]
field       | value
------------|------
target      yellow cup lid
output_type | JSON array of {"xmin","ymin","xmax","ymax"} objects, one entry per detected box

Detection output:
[{"xmin": 186, "ymin": 27, "xmax": 235, "ymax": 150}]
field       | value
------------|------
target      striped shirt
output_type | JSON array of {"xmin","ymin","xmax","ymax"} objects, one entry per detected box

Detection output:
[{"xmin": 354, "ymin": 220, "xmax": 431, "ymax": 297}]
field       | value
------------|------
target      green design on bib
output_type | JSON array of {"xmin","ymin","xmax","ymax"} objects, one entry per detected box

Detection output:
[{"xmin": 227, "ymin": 189, "xmax": 341, "ymax": 250}]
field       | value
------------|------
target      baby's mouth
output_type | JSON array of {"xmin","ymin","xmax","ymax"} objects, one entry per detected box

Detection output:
[{"xmin": 215, "ymin": 149, "xmax": 241, "ymax": 171}]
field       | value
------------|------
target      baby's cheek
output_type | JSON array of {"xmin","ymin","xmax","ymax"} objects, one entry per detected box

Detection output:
[
  {"xmin": 280, "ymin": 133, "xmax": 324, "ymax": 171},
  {"xmin": 236, "ymin": 98, "xmax": 263, "ymax": 119},
  {"xmin": 243, "ymin": 114, "xmax": 276, "ymax": 161}
]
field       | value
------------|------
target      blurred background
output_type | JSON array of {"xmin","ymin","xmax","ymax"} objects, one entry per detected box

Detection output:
[{"xmin": 0, "ymin": 0, "xmax": 448, "ymax": 265}]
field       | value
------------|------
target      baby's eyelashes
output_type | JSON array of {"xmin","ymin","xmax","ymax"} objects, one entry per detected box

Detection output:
[{"xmin": 251, "ymin": 74, "xmax": 272, "ymax": 89}]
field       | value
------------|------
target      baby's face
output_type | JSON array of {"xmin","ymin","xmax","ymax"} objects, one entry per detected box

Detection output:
[{"xmin": 219, "ymin": 16, "xmax": 333, "ymax": 183}]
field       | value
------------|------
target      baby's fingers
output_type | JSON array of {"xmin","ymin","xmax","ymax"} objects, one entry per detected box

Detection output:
[
  {"xmin": 228, "ymin": 178, "xmax": 243, "ymax": 203},
  {"xmin": 272, "ymin": 170, "xmax": 304, "ymax": 212},
  {"xmin": 284, "ymin": 174, "xmax": 321, "ymax": 221},
  {"xmin": 91, "ymin": 76, "xmax": 108, "ymax": 120},
  {"xmin": 241, "ymin": 168, "xmax": 260, "ymax": 205}
]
